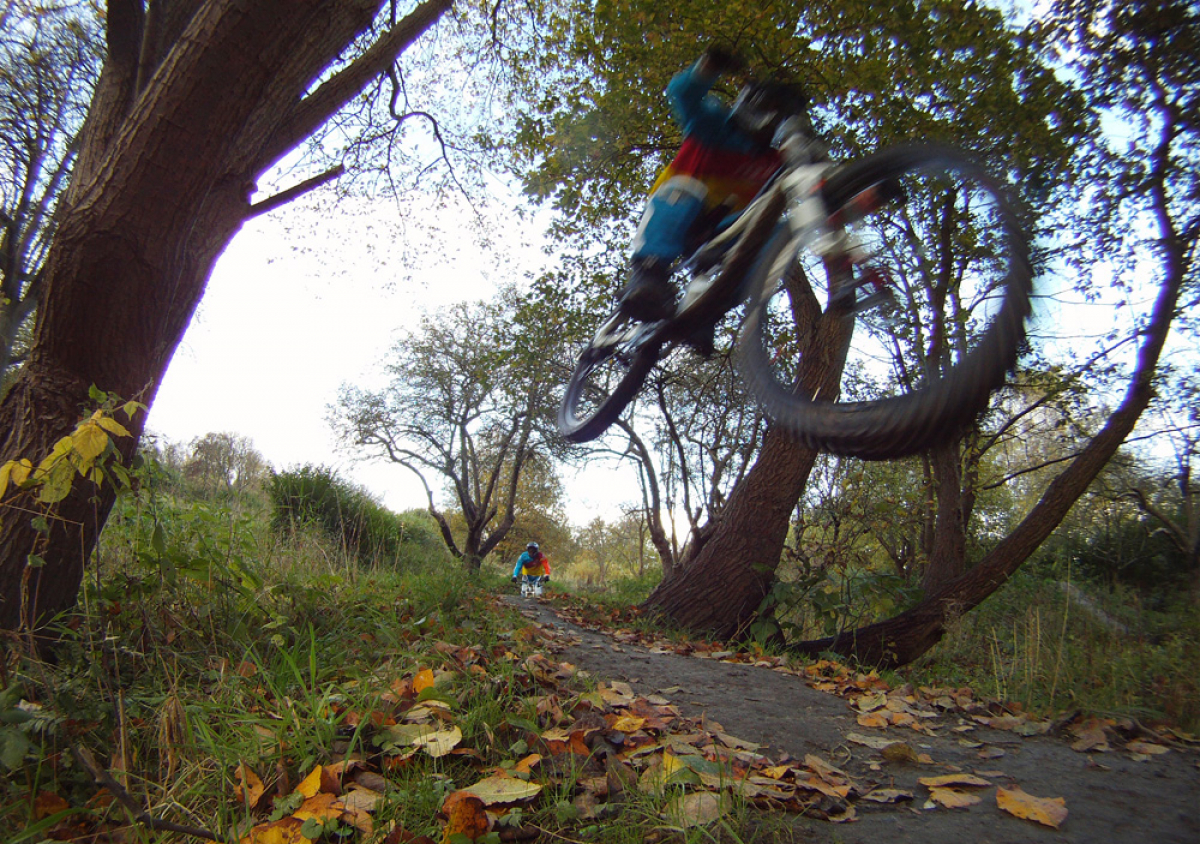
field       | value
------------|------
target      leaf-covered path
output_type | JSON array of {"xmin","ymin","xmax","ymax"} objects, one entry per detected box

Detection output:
[{"xmin": 506, "ymin": 595, "xmax": 1200, "ymax": 844}]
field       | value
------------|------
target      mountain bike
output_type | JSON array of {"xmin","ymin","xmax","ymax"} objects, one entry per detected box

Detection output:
[{"xmin": 557, "ymin": 117, "xmax": 1031, "ymax": 460}]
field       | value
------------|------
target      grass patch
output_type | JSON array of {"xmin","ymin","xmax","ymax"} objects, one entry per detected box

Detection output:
[{"xmin": 902, "ymin": 567, "xmax": 1200, "ymax": 732}]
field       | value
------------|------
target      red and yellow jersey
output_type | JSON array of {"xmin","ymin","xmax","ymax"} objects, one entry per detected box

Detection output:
[{"xmin": 649, "ymin": 136, "xmax": 780, "ymax": 213}]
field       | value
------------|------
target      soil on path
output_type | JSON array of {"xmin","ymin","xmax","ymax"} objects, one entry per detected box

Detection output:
[{"xmin": 505, "ymin": 595, "xmax": 1200, "ymax": 844}]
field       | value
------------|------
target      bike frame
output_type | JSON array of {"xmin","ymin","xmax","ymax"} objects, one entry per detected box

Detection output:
[{"xmin": 587, "ymin": 114, "xmax": 868, "ymax": 356}]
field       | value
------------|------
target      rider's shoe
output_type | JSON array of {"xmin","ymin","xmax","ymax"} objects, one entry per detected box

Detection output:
[{"xmin": 618, "ymin": 258, "xmax": 676, "ymax": 322}]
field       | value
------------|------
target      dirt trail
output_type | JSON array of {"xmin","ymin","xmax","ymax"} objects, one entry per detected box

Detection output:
[{"xmin": 507, "ymin": 596, "xmax": 1200, "ymax": 844}]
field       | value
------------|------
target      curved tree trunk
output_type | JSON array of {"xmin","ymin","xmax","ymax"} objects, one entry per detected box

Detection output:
[
  {"xmin": 0, "ymin": 0, "xmax": 451, "ymax": 632},
  {"xmin": 791, "ymin": 204, "xmax": 1187, "ymax": 666},
  {"xmin": 641, "ymin": 269, "xmax": 852, "ymax": 635}
]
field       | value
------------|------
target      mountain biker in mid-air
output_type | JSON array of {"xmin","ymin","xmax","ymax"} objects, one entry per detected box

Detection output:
[{"xmin": 619, "ymin": 48, "xmax": 810, "ymax": 354}]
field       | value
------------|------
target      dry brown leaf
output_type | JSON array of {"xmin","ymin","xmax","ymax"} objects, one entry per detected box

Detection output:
[
  {"xmin": 342, "ymin": 787, "xmax": 383, "ymax": 813},
  {"xmin": 881, "ymin": 742, "xmax": 921, "ymax": 764},
  {"xmin": 34, "ymin": 792, "xmax": 70, "ymax": 820},
  {"xmin": 663, "ymin": 791, "xmax": 725, "ymax": 827},
  {"xmin": 862, "ymin": 788, "xmax": 913, "ymax": 804},
  {"xmin": 235, "ymin": 763, "xmax": 265, "ymax": 807},
  {"xmin": 294, "ymin": 793, "xmax": 344, "ymax": 822},
  {"xmin": 919, "ymin": 773, "xmax": 991, "ymax": 788},
  {"xmin": 441, "ymin": 791, "xmax": 490, "ymax": 842},
  {"xmin": 856, "ymin": 712, "xmax": 890, "ymax": 729},
  {"xmin": 929, "ymin": 787, "xmax": 982, "ymax": 808},
  {"xmin": 996, "ymin": 786, "xmax": 1068, "ymax": 829},
  {"xmin": 1126, "ymin": 740, "xmax": 1169, "ymax": 756}
]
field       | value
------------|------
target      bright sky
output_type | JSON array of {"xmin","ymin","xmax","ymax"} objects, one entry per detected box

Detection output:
[{"xmin": 149, "ymin": 190, "xmax": 640, "ymax": 524}]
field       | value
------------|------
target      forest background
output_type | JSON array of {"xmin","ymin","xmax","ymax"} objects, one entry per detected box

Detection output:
[{"xmin": 1, "ymin": 0, "xmax": 1198, "ymax": 840}]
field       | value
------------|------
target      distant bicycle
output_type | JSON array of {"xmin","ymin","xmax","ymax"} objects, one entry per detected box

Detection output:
[
  {"xmin": 519, "ymin": 575, "xmax": 549, "ymax": 599},
  {"xmin": 558, "ymin": 113, "xmax": 1031, "ymax": 460}
]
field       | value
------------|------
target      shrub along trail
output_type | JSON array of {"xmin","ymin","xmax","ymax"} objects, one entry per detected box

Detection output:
[{"xmin": 505, "ymin": 594, "xmax": 1200, "ymax": 844}]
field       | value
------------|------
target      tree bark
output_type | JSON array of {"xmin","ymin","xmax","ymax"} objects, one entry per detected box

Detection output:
[
  {"xmin": 0, "ymin": 0, "xmax": 452, "ymax": 632},
  {"xmin": 641, "ymin": 271, "xmax": 852, "ymax": 635}
]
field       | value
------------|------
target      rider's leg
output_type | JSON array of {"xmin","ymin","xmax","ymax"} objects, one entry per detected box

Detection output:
[{"xmin": 623, "ymin": 177, "xmax": 709, "ymax": 321}]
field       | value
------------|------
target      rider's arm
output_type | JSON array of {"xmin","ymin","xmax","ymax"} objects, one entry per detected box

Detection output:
[{"xmin": 512, "ymin": 555, "xmax": 526, "ymax": 578}]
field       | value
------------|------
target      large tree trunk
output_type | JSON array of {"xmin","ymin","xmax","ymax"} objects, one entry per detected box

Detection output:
[
  {"xmin": 641, "ymin": 270, "xmax": 852, "ymax": 635},
  {"xmin": 0, "ymin": 0, "xmax": 451, "ymax": 632}
]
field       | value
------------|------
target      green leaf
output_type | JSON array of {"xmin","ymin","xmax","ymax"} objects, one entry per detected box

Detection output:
[
  {"xmin": 0, "ymin": 726, "xmax": 33, "ymax": 770},
  {"xmin": 26, "ymin": 554, "xmax": 46, "ymax": 569}
]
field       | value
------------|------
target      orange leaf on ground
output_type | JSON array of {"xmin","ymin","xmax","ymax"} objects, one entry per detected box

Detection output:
[
  {"xmin": 34, "ymin": 792, "xmax": 70, "ymax": 820},
  {"xmin": 514, "ymin": 753, "xmax": 543, "ymax": 774},
  {"xmin": 997, "ymin": 786, "xmax": 1067, "ymax": 828},
  {"xmin": 240, "ymin": 816, "xmax": 309, "ymax": 844},
  {"xmin": 235, "ymin": 763, "xmax": 265, "ymax": 807},
  {"xmin": 413, "ymin": 668, "xmax": 436, "ymax": 694},
  {"xmin": 441, "ymin": 791, "xmax": 490, "ymax": 842},
  {"xmin": 295, "ymin": 793, "xmax": 344, "ymax": 822}
]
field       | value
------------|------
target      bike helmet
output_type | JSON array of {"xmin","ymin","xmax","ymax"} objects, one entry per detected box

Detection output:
[
  {"xmin": 730, "ymin": 81, "xmax": 810, "ymax": 144},
  {"xmin": 526, "ymin": 542, "xmax": 539, "ymax": 553}
]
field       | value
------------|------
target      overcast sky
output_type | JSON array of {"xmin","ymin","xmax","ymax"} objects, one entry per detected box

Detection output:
[{"xmin": 149, "ymin": 190, "xmax": 640, "ymax": 525}]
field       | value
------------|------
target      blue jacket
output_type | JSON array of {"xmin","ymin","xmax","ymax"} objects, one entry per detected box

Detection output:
[{"xmin": 512, "ymin": 551, "xmax": 549, "ymax": 577}]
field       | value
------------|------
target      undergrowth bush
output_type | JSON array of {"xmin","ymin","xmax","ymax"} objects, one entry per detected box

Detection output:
[{"xmin": 267, "ymin": 465, "xmax": 449, "ymax": 568}]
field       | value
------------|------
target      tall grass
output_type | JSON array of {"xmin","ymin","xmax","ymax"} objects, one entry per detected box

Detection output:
[{"xmin": 906, "ymin": 566, "xmax": 1200, "ymax": 731}]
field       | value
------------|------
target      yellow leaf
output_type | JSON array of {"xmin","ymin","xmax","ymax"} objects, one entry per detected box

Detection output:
[
  {"xmin": 514, "ymin": 753, "xmax": 542, "ymax": 774},
  {"xmin": 610, "ymin": 715, "xmax": 646, "ymax": 733},
  {"xmin": 73, "ymin": 422, "xmax": 109, "ymax": 462},
  {"xmin": 96, "ymin": 416, "xmax": 131, "ymax": 437},
  {"xmin": 12, "ymin": 458, "xmax": 32, "ymax": 485},
  {"xmin": 122, "ymin": 400, "xmax": 144, "ymax": 420},
  {"xmin": 294, "ymin": 767, "xmax": 324, "ymax": 798},
  {"xmin": 996, "ymin": 786, "xmax": 1068, "ymax": 829},
  {"xmin": 465, "ymin": 772, "xmax": 543, "ymax": 805},
  {"xmin": 239, "ymin": 817, "xmax": 311, "ymax": 844}
]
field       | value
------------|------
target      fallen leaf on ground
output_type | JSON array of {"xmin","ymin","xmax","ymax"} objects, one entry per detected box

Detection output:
[
  {"xmin": 928, "ymin": 787, "xmax": 982, "ymax": 808},
  {"xmin": 1126, "ymin": 740, "xmax": 1169, "ymax": 756},
  {"xmin": 919, "ymin": 773, "xmax": 991, "ymax": 789},
  {"xmin": 997, "ymin": 786, "xmax": 1068, "ymax": 829},
  {"xmin": 235, "ymin": 763, "xmax": 265, "ymax": 807},
  {"xmin": 862, "ymin": 788, "xmax": 914, "ymax": 804},
  {"xmin": 294, "ymin": 767, "xmax": 324, "ymax": 799},
  {"xmin": 465, "ymin": 772, "xmax": 543, "ymax": 805},
  {"xmin": 663, "ymin": 791, "xmax": 725, "ymax": 827},
  {"xmin": 881, "ymin": 742, "xmax": 922, "ymax": 764},
  {"xmin": 441, "ymin": 791, "xmax": 490, "ymax": 842}
]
